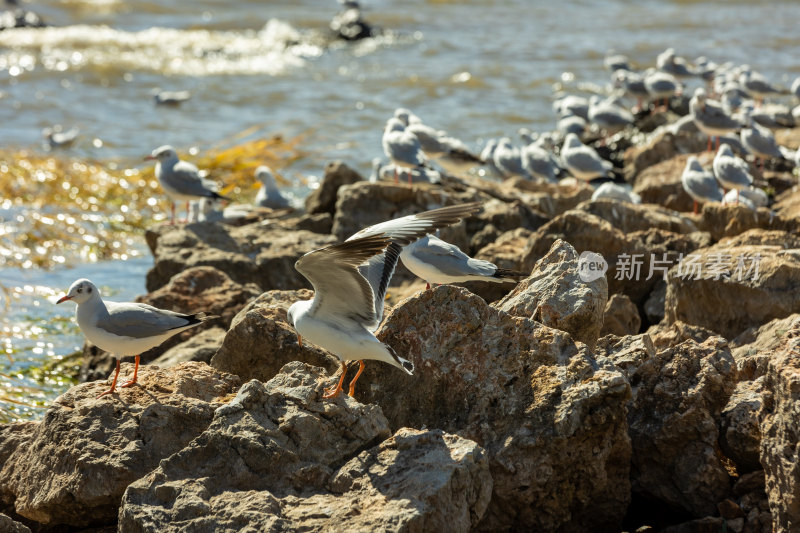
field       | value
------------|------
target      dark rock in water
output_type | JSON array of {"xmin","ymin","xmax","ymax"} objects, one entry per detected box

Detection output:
[
  {"xmin": 330, "ymin": 1, "xmax": 376, "ymax": 41},
  {"xmin": 118, "ymin": 363, "xmax": 492, "ymax": 532},
  {"xmin": 357, "ymin": 285, "xmax": 631, "ymax": 532},
  {"xmin": 0, "ymin": 362, "xmax": 239, "ymax": 528},
  {"xmin": 211, "ymin": 289, "xmax": 340, "ymax": 382},
  {"xmin": 304, "ymin": 160, "xmax": 363, "ymax": 215}
]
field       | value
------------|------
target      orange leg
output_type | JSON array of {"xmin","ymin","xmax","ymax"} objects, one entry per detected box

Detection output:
[
  {"xmin": 170, "ymin": 202, "xmax": 176, "ymax": 225},
  {"xmin": 297, "ymin": 334, "xmax": 303, "ymax": 347},
  {"xmin": 407, "ymin": 170, "xmax": 413, "ymax": 187},
  {"xmin": 693, "ymin": 200, "xmax": 698, "ymax": 215},
  {"xmin": 323, "ymin": 361, "xmax": 348, "ymax": 399},
  {"xmin": 98, "ymin": 359, "xmax": 121, "ymax": 398},
  {"xmin": 348, "ymin": 360, "xmax": 366, "ymax": 397},
  {"xmin": 393, "ymin": 167, "xmax": 399, "ymax": 184},
  {"xmin": 426, "ymin": 282, "xmax": 431, "ymax": 290},
  {"xmin": 121, "ymin": 354, "xmax": 140, "ymax": 388},
  {"xmin": 706, "ymin": 136, "xmax": 712, "ymax": 152}
]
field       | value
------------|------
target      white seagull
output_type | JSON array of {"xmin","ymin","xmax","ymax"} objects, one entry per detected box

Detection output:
[
  {"xmin": 382, "ymin": 118, "xmax": 425, "ymax": 186},
  {"xmin": 713, "ymin": 144, "xmax": 754, "ymax": 204},
  {"xmin": 690, "ymin": 88, "xmax": 741, "ymax": 152},
  {"xmin": 254, "ymin": 165, "xmax": 289, "ymax": 209},
  {"xmin": 145, "ymin": 145, "xmax": 228, "ymax": 224},
  {"xmin": 561, "ymin": 133, "xmax": 613, "ymax": 181},
  {"xmin": 56, "ymin": 279, "xmax": 214, "ymax": 398},
  {"xmin": 287, "ymin": 202, "xmax": 482, "ymax": 399},
  {"xmin": 681, "ymin": 156, "xmax": 723, "ymax": 214},
  {"xmin": 400, "ymin": 234, "xmax": 525, "ymax": 289}
]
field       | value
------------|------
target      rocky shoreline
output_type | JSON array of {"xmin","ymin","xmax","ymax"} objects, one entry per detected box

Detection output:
[{"xmin": 2, "ymin": 118, "xmax": 800, "ymax": 532}]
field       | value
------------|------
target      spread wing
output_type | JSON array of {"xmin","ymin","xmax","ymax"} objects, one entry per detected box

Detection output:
[
  {"xmin": 347, "ymin": 202, "xmax": 483, "ymax": 328},
  {"xmin": 295, "ymin": 234, "xmax": 392, "ymax": 329},
  {"xmin": 98, "ymin": 301, "xmax": 199, "ymax": 339}
]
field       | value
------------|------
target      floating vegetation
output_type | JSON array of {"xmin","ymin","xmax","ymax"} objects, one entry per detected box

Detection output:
[{"xmin": 0, "ymin": 130, "xmax": 307, "ymax": 270}]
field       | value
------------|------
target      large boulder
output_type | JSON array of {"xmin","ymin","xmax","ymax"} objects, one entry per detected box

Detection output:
[
  {"xmin": 720, "ymin": 377, "xmax": 765, "ymax": 474},
  {"xmin": 0, "ymin": 362, "xmax": 239, "ymax": 527},
  {"xmin": 499, "ymin": 177, "xmax": 594, "ymax": 218},
  {"xmin": 731, "ymin": 314, "xmax": 800, "ymax": 381},
  {"xmin": 144, "ymin": 221, "xmax": 336, "ymax": 292},
  {"xmin": 211, "ymin": 289, "xmax": 339, "ymax": 382},
  {"xmin": 625, "ymin": 337, "xmax": 737, "ymax": 516},
  {"xmin": 632, "ymin": 152, "xmax": 698, "ymax": 212},
  {"xmin": 352, "ymin": 286, "xmax": 631, "ymax": 532},
  {"xmin": 759, "ymin": 329, "xmax": 800, "ymax": 532},
  {"xmin": 304, "ymin": 160, "xmax": 363, "ymax": 215},
  {"xmin": 578, "ymin": 198, "xmax": 699, "ymax": 235},
  {"xmin": 664, "ymin": 242, "xmax": 800, "ymax": 339},
  {"xmin": 494, "ymin": 239, "xmax": 608, "ymax": 348},
  {"xmin": 0, "ymin": 514, "xmax": 30, "ymax": 533},
  {"xmin": 600, "ymin": 293, "xmax": 642, "ymax": 337},
  {"xmin": 623, "ymin": 128, "xmax": 705, "ymax": 181},
  {"xmin": 119, "ymin": 363, "xmax": 492, "ymax": 532},
  {"xmin": 696, "ymin": 204, "xmax": 796, "ymax": 243},
  {"xmin": 150, "ymin": 326, "xmax": 227, "ymax": 368}
]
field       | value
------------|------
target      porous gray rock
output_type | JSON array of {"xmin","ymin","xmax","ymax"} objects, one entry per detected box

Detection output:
[{"xmin": 0, "ymin": 362, "xmax": 239, "ymax": 528}]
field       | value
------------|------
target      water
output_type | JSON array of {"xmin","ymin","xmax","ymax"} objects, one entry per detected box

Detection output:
[{"xmin": 2, "ymin": 0, "xmax": 799, "ymax": 419}]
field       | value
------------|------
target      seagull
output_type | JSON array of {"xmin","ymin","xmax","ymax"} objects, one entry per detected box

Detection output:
[
  {"xmin": 557, "ymin": 113, "xmax": 588, "ymax": 137},
  {"xmin": 560, "ymin": 132, "xmax": 613, "ymax": 181},
  {"xmin": 588, "ymin": 95, "xmax": 634, "ymax": 136},
  {"xmin": 145, "ymin": 145, "xmax": 228, "ymax": 224},
  {"xmin": 382, "ymin": 118, "xmax": 425, "ymax": 185},
  {"xmin": 656, "ymin": 48, "xmax": 695, "ymax": 80},
  {"xmin": 42, "ymin": 125, "xmax": 79, "ymax": 150},
  {"xmin": 400, "ymin": 234, "xmax": 525, "ymax": 289},
  {"xmin": 604, "ymin": 50, "xmax": 630, "ymax": 72},
  {"xmin": 152, "ymin": 89, "xmax": 191, "ymax": 106},
  {"xmin": 612, "ymin": 69, "xmax": 649, "ymax": 111},
  {"xmin": 740, "ymin": 108, "xmax": 785, "ymax": 172},
  {"xmin": 713, "ymin": 143, "xmax": 754, "ymax": 204},
  {"xmin": 434, "ymin": 136, "xmax": 485, "ymax": 175},
  {"xmin": 56, "ymin": 279, "xmax": 214, "ymax": 398},
  {"xmin": 521, "ymin": 142, "xmax": 558, "ymax": 182},
  {"xmin": 690, "ymin": 88, "xmax": 741, "ymax": 152},
  {"xmin": 739, "ymin": 68, "xmax": 782, "ymax": 104},
  {"xmin": 287, "ymin": 202, "xmax": 482, "ymax": 399},
  {"xmin": 553, "ymin": 94, "xmax": 590, "ymax": 120},
  {"xmin": 723, "ymin": 187, "xmax": 768, "ymax": 209},
  {"xmin": 644, "ymin": 68, "xmax": 679, "ymax": 111},
  {"xmin": 254, "ymin": 165, "xmax": 289, "ymax": 209},
  {"xmin": 591, "ymin": 182, "xmax": 641, "ymax": 204},
  {"xmin": 493, "ymin": 137, "xmax": 529, "ymax": 179},
  {"xmin": 480, "ymin": 139, "xmax": 502, "ymax": 177},
  {"xmin": 681, "ymin": 156, "xmax": 723, "ymax": 214}
]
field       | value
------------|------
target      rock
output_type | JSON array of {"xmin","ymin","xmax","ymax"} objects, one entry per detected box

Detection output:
[
  {"xmin": 623, "ymin": 129, "xmax": 706, "ymax": 182},
  {"xmin": 0, "ymin": 513, "xmax": 30, "ymax": 533},
  {"xmin": 731, "ymin": 314, "xmax": 800, "ymax": 381},
  {"xmin": 774, "ymin": 184, "xmax": 800, "ymax": 221},
  {"xmin": 600, "ymin": 293, "xmax": 641, "ymax": 337},
  {"xmin": 494, "ymin": 239, "xmax": 608, "ymax": 348},
  {"xmin": 144, "ymin": 221, "xmax": 337, "ymax": 293},
  {"xmin": 464, "ymin": 198, "xmax": 548, "ymax": 254},
  {"xmin": 356, "ymin": 286, "xmax": 631, "ymax": 532},
  {"xmin": 645, "ymin": 320, "xmax": 717, "ymax": 351},
  {"xmin": 659, "ymin": 516, "xmax": 725, "ymax": 533},
  {"xmin": 626, "ymin": 337, "xmax": 737, "ymax": 516},
  {"xmin": 499, "ymin": 178, "xmax": 594, "ymax": 218},
  {"xmin": 664, "ymin": 242, "xmax": 800, "ymax": 339},
  {"xmin": 720, "ymin": 377, "xmax": 765, "ymax": 474},
  {"xmin": 211, "ymin": 289, "xmax": 339, "ymax": 382},
  {"xmin": 119, "ymin": 363, "xmax": 492, "ymax": 532},
  {"xmin": 759, "ymin": 330, "xmax": 800, "ymax": 532},
  {"xmin": 150, "ymin": 327, "xmax": 227, "ymax": 367},
  {"xmin": 577, "ymin": 199, "xmax": 699, "ymax": 235},
  {"xmin": 643, "ymin": 280, "xmax": 667, "ymax": 325},
  {"xmin": 696, "ymin": 204, "xmax": 796, "ymax": 243},
  {"xmin": 732, "ymin": 471, "xmax": 772, "ymax": 533},
  {"xmin": 304, "ymin": 161, "xmax": 363, "ymax": 215},
  {"xmin": 331, "ymin": 181, "xmax": 483, "ymax": 244},
  {"xmin": 632, "ymin": 152, "xmax": 699, "ymax": 212},
  {"xmin": 594, "ymin": 334, "xmax": 655, "ymax": 379},
  {"xmin": 519, "ymin": 209, "xmax": 710, "ymax": 306},
  {"xmin": 0, "ymin": 362, "xmax": 239, "ymax": 527},
  {"xmin": 460, "ymin": 227, "xmax": 534, "ymax": 304}
]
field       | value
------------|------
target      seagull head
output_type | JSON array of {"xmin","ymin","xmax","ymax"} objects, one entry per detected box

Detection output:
[
  {"xmin": 563, "ymin": 132, "xmax": 582, "ymax": 150},
  {"xmin": 57, "ymin": 278, "xmax": 99, "ymax": 305},
  {"xmin": 145, "ymin": 145, "xmax": 178, "ymax": 163},
  {"xmin": 255, "ymin": 165, "xmax": 278, "ymax": 187},
  {"xmin": 716, "ymin": 143, "xmax": 734, "ymax": 158},
  {"xmin": 685, "ymin": 155, "xmax": 703, "ymax": 172}
]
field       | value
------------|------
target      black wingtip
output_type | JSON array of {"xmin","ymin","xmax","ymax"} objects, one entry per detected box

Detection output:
[
  {"xmin": 493, "ymin": 268, "xmax": 527, "ymax": 280},
  {"xmin": 211, "ymin": 192, "xmax": 230, "ymax": 202}
]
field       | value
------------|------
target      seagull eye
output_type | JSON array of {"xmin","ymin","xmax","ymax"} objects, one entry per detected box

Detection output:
[
  {"xmin": 77, "ymin": 288, "xmax": 82, "ymax": 293},
  {"xmin": 87, "ymin": 287, "xmax": 92, "ymax": 293}
]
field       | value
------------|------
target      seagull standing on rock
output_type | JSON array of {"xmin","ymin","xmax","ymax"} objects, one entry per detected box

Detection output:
[
  {"xmin": 254, "ymin": 165, "xmax": 289, "ymax": 209},
  {"xmin": 287, "ymin": 203, "xmax": 482, "ymax": 399},
  {"xmin": 56, "ymin": 279, "xmax": 215, "ymax": 398},
  {"xmin": 681, "ymin": 156, "xmax": 723, "ymax": 214},
  {"xmin": 713, "ymin": 144, "xmax": 754, "ymax": 204},
  {"xmin": 560, "ymin": 133, "xmax": 613, "ymax": 181},
  {"xmin": 382, "ymin": 118, "xmax": 425, "ymax": 186},
  {"xmin": 690, "ymin": 88, "xmax": 741, "ymax": 152},
  {"xmin": 145, "ymin": 145, "xmax": 229, "ymax": 224},
  {"xmin": 400, "ymin": 234, "xmax": 525, "ymax": 290}
]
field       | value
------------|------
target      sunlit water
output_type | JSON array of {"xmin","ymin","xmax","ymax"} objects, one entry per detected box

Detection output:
[{"xmin": 2, "ymin": 0, "xmax": 800, "ymax": 419}]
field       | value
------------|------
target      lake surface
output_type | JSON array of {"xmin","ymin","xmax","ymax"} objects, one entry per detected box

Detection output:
[{"xmin": 2, "ymin": 0, "xmax": 799, "ymax": 419}]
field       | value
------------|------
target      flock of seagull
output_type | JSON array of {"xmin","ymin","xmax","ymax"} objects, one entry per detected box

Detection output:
[{"xmin": 55, "ymin": 46, "xmax": 800, "ymax": 399}]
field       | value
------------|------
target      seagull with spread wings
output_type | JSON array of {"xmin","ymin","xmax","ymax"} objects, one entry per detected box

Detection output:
[{"xmin": 287, "ymin": 202, "xmax": 482, "ymax": 399}]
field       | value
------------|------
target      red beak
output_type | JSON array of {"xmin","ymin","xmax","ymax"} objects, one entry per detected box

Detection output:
[
  {"xmin": 144, "ymin": 155, "xmax": 155, "ymax": 161},
  {"xmin": 56, "ymin": 295, "xmax": 72, "ymax": 304}
]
